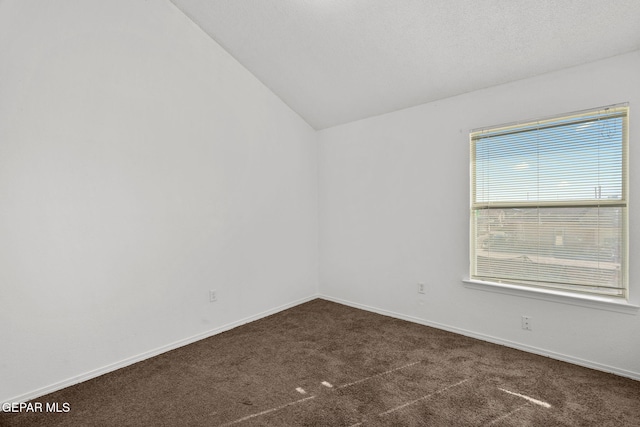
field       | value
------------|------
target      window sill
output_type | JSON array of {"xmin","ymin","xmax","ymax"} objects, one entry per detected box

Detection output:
[{"xmin": 462, "ymin": 278, "xmax": 639, "ymax": 315}]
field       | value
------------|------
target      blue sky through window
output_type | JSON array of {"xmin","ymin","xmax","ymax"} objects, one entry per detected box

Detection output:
[{"xmin": 474, "ymin": 114, "xmax": 623, "ymax": 204}]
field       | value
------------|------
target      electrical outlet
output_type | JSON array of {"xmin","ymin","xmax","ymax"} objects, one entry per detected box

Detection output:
[
  {"xmin": 209, "ymin": 290, "xmax": 217, "ymax": 302},
  {"xmin": 417, "ymin": 282, "xmax": 425, "ymax": 294},
  {"xmin": 521, "ymin": 316, "xmax": 532, "ymax": 331}
]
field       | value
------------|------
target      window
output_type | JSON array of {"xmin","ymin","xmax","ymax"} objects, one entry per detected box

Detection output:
[{"xmin": 470, "ymin": 104, "xmax": 628, "ymax": 298}]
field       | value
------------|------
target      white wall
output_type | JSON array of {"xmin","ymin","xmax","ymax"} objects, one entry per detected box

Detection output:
[
  {"xmin": 0, "ymin": 0, "xmax": 318, "ymax": 402},
  {"xmin": 318, "ymin": 51, "xmax": 640, "ymax": 379}
]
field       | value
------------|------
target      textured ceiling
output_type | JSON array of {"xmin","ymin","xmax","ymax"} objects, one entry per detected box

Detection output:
[{"xmin": 171, "ymin": 0, "xmax": 640, "ymax": 129}]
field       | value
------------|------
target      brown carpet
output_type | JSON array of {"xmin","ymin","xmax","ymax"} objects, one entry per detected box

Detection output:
[{"xmin": 2, "ymin": 299, "xmax": 639, "ymax": 426}]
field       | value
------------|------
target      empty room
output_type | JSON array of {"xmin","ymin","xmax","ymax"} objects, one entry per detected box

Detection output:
[{"xmin": 1, "ymin": 1, "xmax": 639, "ymax": 426}]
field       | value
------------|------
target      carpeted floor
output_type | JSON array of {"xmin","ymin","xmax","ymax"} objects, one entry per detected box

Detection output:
[{"xmin": 2, "ymin": 299, "xmax": 639, "ymax": 426}]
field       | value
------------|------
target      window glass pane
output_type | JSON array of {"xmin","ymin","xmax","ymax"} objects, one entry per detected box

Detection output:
[
  {"xmin": 473, "ymin": 207, "xmax": 624, "ymax": 296},
  {"xmin": 474, "ymin": 115, "xmax": 623, "ymax": 204}
]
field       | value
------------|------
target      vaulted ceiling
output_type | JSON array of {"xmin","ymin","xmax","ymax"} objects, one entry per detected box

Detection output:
[{"xmin": 171, "ymin": 0, "xmax": 640, "ymax": 130}]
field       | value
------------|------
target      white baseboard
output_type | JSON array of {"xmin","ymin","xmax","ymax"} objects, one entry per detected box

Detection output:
[
  {"xmin": 4, "ymin": 294, "xmax": 319, "ymax": 405},
  {"xmin": 319, "ymin": 294, "xmax": 640, "ymax": 381},
  {"xmin": 7, "ymin": 292, "xmax": 636, "ymax": 405}
]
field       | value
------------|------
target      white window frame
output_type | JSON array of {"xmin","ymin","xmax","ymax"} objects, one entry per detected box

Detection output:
[{"xmin": 468, "ymin": 104, "xmax": 630, "ymax": 303}]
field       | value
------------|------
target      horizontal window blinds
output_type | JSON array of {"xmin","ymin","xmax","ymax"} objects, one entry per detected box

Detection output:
[{"xmin": 470, "ymin": 105, "xmax": 628, "ymax": 297}]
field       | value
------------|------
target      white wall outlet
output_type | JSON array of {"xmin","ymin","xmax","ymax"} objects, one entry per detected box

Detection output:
[
  {"xmin": 521, "ymin": 315, "xmax": 532, "ymax": 331},
  {"xmin": 209, "ymin": 290, "xmax": 217, "ymax": 302},
  {"xmin": 417, "ymin": 282, "xmax": 425, "ymax": 294}
]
